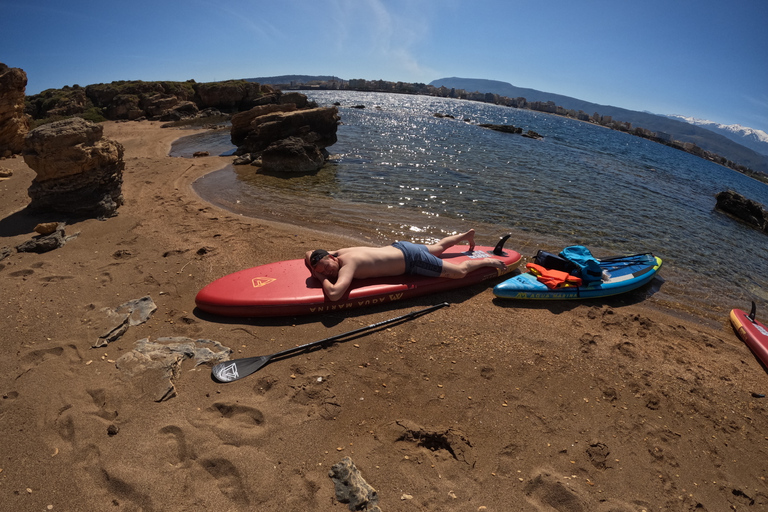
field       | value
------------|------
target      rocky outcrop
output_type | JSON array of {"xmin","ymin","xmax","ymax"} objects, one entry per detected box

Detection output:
[
  {"xmin": 242, "ymin": 107, "xmax": 339, "ymax": 153},
  {"xmin": 260, "ymin": 136, "xmax": 327, "ymax": 173},
  {"xmin": 715, "ymin": 190, "xmax": 768, "ymax": 234},
  {"xmin": 231, "ymin": 93, "xmax": 339, "ymax": 173},
  {"xmin": 480, "ymin": 123, "xmax": 523, "ymax": 134},
  {"xmin": 194, "ymin": 81, "xmax": 273, "ymax": 110},
  {"xmin": 230, "ymin": 104, "xmax": 298, "ymax": 146},
  {"xmin": 24, "ymin": 117, "xmax": 124, "ymax": 218},
  {"xmin": 0, "ymin": 63, "xmax": 30, "ymax": 156},
  {"xmin": 27, "ymin": 80, "xmax": 276, "ymax": 122}
]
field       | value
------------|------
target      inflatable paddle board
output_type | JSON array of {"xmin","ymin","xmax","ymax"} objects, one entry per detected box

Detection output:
[
  {"xmin": 196, "ymin": 235, "xmax": 521, "ymax": 317},
  {"xmin": 730, "ymin": 302, "xmax": 768, "ymax": 369},
  {"xmin": 493, "ymin": 253, "xmax": 662, "ymax": 300}
]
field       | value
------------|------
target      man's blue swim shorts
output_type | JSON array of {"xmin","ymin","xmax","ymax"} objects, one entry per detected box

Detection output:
[{"xmin": 392, "ymin": 241, "xmax": 443, "ymax": 277}]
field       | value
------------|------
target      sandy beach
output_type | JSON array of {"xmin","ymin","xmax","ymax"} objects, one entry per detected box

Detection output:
[{"xmin": 1, "ymin": 120, "xmax": 766, "ymax": 511}]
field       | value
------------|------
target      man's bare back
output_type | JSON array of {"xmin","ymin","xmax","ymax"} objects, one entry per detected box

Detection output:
[
  {"xmin": 305, "ymin": 229, "xmax": 506, "ymax": 301},
  {"xmin": 332, "ymin": 246, "xmax": 406, "ymax": 278}
]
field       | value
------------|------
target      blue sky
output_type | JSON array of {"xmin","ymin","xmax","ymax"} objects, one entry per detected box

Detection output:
[{"xmin": 2, "ymin": 0, "xmax": 767, "ymax": 132}]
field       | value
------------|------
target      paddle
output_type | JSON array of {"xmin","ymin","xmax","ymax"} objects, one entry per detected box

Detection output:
[{"xmin": 211, "ymin": 302, "xmax": 449, "ymax": 383}]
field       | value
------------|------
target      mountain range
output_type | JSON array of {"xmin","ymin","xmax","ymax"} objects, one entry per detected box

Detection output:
[
  {"xmin": 663, "ymin": 115, "xmax": 768, "ymax": 157},
  {"xmin": 429, "ymin": 77, "xmax": 768, "ymax": 173}
]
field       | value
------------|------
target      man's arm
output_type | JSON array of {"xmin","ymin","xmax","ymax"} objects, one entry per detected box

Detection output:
[
  {"xmin": 305, "ymin": 250, "xmax": 356, "ymax": 301},
  {"xmin": 320, "ymin": 264, "xmax": 356, "ymax": 301}
]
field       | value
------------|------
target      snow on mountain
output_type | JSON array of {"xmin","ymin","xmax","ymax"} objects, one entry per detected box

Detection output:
[{"xmin": 666, "ymin": 115, "xmax": 768, "ymax": 157}]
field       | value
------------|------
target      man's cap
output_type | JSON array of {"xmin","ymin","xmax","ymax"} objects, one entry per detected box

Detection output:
[{"xmin": 309, "ymin": 249, "xmax": 330, "ymax": 267}]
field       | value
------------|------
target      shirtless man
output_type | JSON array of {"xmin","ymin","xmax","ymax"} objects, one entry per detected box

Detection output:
[{"xmin": 305, "ymin": 229, "xmax": 507, "ymax": 301}]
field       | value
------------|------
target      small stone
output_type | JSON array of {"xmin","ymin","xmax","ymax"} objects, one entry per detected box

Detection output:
[
  {"xmin": 107, "ymin": 424, "xmax": 119, "ymax": 436},
  {"xmin": 34, "ymin": 222, "xmax": 60, "ymax": 235}
]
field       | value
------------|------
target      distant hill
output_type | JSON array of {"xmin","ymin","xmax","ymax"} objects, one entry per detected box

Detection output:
[
  {"xmin": 245, "ymin": 75, "xmax": 343, "ymax": 85},
  {"xmin": 430, "ymin": 77, "xmax": 768, "ymax": 174}
]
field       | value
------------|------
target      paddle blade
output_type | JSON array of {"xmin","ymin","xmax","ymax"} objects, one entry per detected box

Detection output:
[{"xmin": 212, "ymin": 355, "xmax": 271, "ymax": 383}]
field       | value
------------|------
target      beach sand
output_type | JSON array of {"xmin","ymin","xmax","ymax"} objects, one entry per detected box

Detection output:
[{"xmin": 1, "ymin": 121, "xmax": 766, "ymax": 511}]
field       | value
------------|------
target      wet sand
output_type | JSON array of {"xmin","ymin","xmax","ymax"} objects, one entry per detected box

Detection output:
[{"xmin": 0, "ymin": 120, "xmax": 766, "ymax": 511}]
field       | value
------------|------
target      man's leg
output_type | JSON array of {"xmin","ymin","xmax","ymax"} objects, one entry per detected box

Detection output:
[
  {"xmin": 439, "ymin": 257, "xmax": 506, "ymax": 279},
  {"xmin": 426, "ymin": 229, "xmax": 476, "ymax": 255}
]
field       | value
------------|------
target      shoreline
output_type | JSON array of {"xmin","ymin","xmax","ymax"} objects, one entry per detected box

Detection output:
[
  {"xmin": 1, "ymin": 120, "xmax": 766, "ymax": 511},
  {"xmin": 184, "ymin": 140, "xmax": 741, "ymax": 328}
]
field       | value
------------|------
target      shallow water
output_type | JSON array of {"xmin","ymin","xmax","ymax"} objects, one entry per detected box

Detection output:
[{"xmin": 173, "ymin": 91, "xmax": 768, "ymax": 321}]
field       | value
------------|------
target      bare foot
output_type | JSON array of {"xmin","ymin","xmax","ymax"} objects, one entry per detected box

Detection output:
[{"xmin": 462, "ymin": 229, "xmax": 476, "ymax": 252}]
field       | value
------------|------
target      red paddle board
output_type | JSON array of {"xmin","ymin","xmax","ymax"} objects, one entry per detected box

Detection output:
[
  {"xmin": 196, "ymin": 239, "xmax": 521, "ymax": 317},
  {"xmin": 730, "ymin": 305, "xmax": 768, "ymax": 369}
]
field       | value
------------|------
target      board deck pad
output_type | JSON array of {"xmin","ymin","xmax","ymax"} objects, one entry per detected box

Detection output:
[
  {"xmin": 493, "ymin": 253, "xmax": 662, "ymax": 300},
  {"xmin": 730, "ymin": 305, "xmax": 768, "ymax": 369},
  {"xmin": 196, "ymin": 243, "xmax": 521, "ymax": 317}
]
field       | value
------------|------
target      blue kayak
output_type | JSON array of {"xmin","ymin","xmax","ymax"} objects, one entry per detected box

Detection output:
[{"xmin": 493, "ymin": 253, "xmax": 662, "ymax": 300}]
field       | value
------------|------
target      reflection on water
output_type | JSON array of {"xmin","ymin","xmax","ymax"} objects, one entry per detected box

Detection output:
[{"xmin": 177, "ymin": 91, "xmax": 768, "ymax": 321}]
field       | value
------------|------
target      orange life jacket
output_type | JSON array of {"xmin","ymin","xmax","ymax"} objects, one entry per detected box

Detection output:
[{"xmin": 526, "ymin": 263, "xmax": 583, "ymax": 289}]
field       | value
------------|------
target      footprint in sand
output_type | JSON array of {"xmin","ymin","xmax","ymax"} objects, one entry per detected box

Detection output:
[
  {"xmin": 252, "ymin": 376, "xmax": 281, "ymax": 396},
  {"xmin": 613, "ymin": 340, "xmax": 637, "ymax": 359},
  {"xmin": 85, "ymin": 458, "xmax": 155, "ymax": 511},
  {"xmin": 199, "ymin": 458, "xmax": 250, "ymax": 507},
  {"xmin": 586, "ymin": 441, "xmax": 611, "ymax": 470},
  {"xmin": 40, "ymin": 275, "xmax": 75, "ymax": 283},
  {"xmin": 86, "ymin": 388, "xmax": 119, "ymax": 421},
  {"xmin": 20, "ymin": 343, "xmax": 82, "ymax": 372},
  {"xmin": 493, "ymin": 442, "xmax": 524, "ymax": 476},
  {"xmin": 524, "ymin": 469, "xmax": 640, "ymax": 512},
  {"xmin": 523, "ymin": 470, "xmax": 588, "ymax": 511},
  {"xmin": 189, "ymin": 402, "xmax": 268, "ymax": 447},
  {"xmin": 9, "ymin": 268, "xmax": 34, "ymax": 278},
  {"xmin": 208, "ymin": 402, "xmax": 266, "ymax": 426},
  {"xmin": 160, "ymin": 425, "xmax": 192, "ymax": 467},
  {"xmin": 579, "ymin": 333, "xmax": 600, "ymax": 353}
]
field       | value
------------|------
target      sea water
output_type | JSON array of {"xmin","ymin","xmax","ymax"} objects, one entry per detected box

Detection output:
[{"xmin": 175, "ymin": 91, "xmax": 768, "ymax": 321}]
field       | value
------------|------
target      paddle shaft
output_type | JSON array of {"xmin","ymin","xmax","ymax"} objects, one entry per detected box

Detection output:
[
  {"xmin": 271, "ymin": 302, "xmax": 448, "ymax": 359},
  {"xmin": 213, "ymin": 302, "xmax": 449, "ymax": 381}
]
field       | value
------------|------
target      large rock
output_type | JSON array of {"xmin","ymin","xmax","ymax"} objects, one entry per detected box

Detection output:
[
  {"xmin": 0, "ymin": 63, "xmax": 30, "ymax": 156},
  {"xmin": 23, "ymin": 117, "xmax": 124, "ymax": 218},
  {"xmin": 230, "ymin": 104, "xmax": 297, "ymax": 146},
  {"xmin": 230, "ymin": 91, "xmax": 339, "ymax": 173},
  {"xmin": 239, "ymin": 106, "xmax": 339, "ymax": 154},
  {"xmin": 715, "ymin": 190, "xmax": 768, "ymax": 234},
  {"xmin": 261, "ymin": 136, "xmax": 327, "ymax": 174}
]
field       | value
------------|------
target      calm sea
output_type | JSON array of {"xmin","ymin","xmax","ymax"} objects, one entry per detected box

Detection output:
[{"xmin": 174, "ymin": 91, "xmax": 768, "ymax": 322}]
